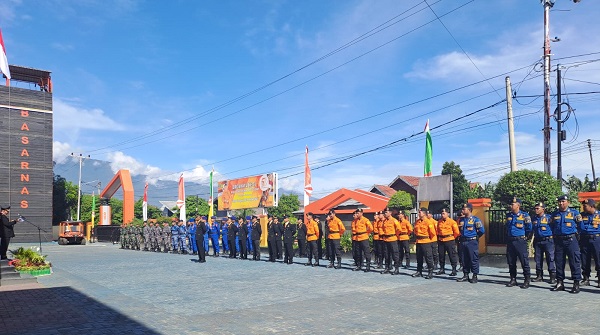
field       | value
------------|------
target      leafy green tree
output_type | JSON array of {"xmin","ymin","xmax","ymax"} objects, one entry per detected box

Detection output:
[
  {"xmin": 441, "ymin": 161, "xmax": 470, "ymax": 211},
  {"xmin": 267, "ymin": 193, "xmax": 300, "ymax": 218},
  {"xmin": 493, "ymin": 170, "xmax": 562, "ymax": 211},
  {"xmin": 52, "ymin": 174, "xmax": 74, "ymax": 225},
  {"xmin": 387, "ymin": 190, "xmax": 413, "ymax": 211},
  {"xmin": 133, "ymin": 197, "xmax": 162, "ymax": 220},
  {"xmin": 109, "ymin": 197, "xmax": 124, "ymax": 224}
]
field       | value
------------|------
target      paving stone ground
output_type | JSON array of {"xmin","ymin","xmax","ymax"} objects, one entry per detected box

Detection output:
[{"xmin": 1, "ymin": 242, "xmax": 598, "ymax": 334}]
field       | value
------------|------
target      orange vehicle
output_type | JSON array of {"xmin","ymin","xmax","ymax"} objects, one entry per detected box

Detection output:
[{"xmin": 58, "ymin": 221, "xmax": 87, "ymax": 245}]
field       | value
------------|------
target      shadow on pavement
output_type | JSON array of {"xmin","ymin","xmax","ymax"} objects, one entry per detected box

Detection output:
[{"xmin": 0, "ymin": 286, "xmax": 161, "ymax": 335}]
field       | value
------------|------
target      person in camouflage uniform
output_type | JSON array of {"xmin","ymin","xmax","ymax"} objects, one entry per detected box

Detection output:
[
  {"xmin": 135, "ymin": 224, "xmax": 143, "ymax": 250},
  {"xmin": 143, "ymin": 221, "xmax": 150, "ymax": 251},
  {"xmin": 153, "ymin": 222, "xmax": 162, "ymax": 252},
  {"xmin": 161, "ymin": 222, "xmax": 171, "ymax": 253},
  {"xmin": 120, "ymin": 223, "xmax": 127, "ymax": 249}
]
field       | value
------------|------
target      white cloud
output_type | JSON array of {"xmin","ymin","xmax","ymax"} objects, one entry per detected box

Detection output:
[
  {"xmin": 105, "ymin": 151, "xmax": 162, "ymax": 181},
  {"xmin": 52, "ymin": 141, "xmax": 74, "ymax": 162},
  {"xmin": 51, "ymin": 42, "xmax": 74, "ymax": 51},
  {"xmin": 0, "ymin": 0, "xmax": 21, "ymax": 24},
  {"xmin": 53, "ymin": 98, "xmax": 126, "ymax": 132}
]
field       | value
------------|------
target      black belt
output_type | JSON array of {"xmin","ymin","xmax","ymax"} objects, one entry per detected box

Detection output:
[
  {"xmin": 508, "ymin": 236, "xmax": 526, "ymax": 241},
  {"xmin": 381, "ymin": 234, "xmax": 395, "ymax": 238},
  {"xmin": 307, "ymin": 234, "xmax": 315, "ymax": 237},
  {"xmin": 329, "ymin": 230, "xmax": 340, "ymax": 233},
  {"xmin": 582, "ymin": 233, "xmax": 600, "ymax": 239},
  {"xmin": 556, "ymin": 234, "xmax": 575, "ymax": 240},
  {"xmin": 439, "ymin": 234, "xmax": 453, "ymax": 239},
  {"xmin": 415, "ymin": 236, "xmax": 429, "ymax": 240},
  {"xmin": 461, "ymin": 236, "xmax": 477, "ymax": 241},
  {"xmin": 352, "ymin": 232, "xmax": 367, "ymax": 236},
  {"xmin": 536, "ymin": 236, "xmax": 553, "ymax": 241}
]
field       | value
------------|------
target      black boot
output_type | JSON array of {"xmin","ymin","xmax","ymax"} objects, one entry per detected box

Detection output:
[
  {"xmin": 580, "ymin": 275, "xmax": 590, "ymax": 286},
  {"xmin": 597, "ymin": 272, "xmax": 600, "ymax": 288},
  {"xmin": 435, "ymin": 267, "xmax": 446, "ymax": 275},
  {"xmin": 506, "ymin": 278, "xmax": 517, "ymax": 287},
  {"xmin": 520, "ymin": 276, "xmax": 530, "ymax": 289},
  {"xmin": 305, "ymin": 261, "xmax": 312, "ymax": 266},
  {"xmin": 531, "ymin": 271, "xmax": 543, "ymax": 282},
  {"xmin": 570, "ymin": 280, "xmax": 580, "ymax": 294},
  {"xmin": 391, "ymin": 265, "xmax": 399, "ymax": 275},
  {"xmin": 335, "ymin": 257, "xmax": 342, "ymax": 270},
  {"xmin": 313, "ymin": 261, "xmax": 319, "ymax": 267},
  {"xmin": 381, "ymin": 264, "xmax": 391, "ymax": 274},
  {"xmin": 352, "ymin": 264, "xmax": 362, "ymax": 271},
  {"xmin": 549, "ymin": 271, "xmax": 557, "ymax": 284},
  {"xmin": 449, "ymin": 266, "xmax": 457, "ymax": 277},
  {"xmin": 551, "ymin": 280, "xmax": 565, "ymax": 291},
  {"xmin": 469, "ymin": 274, "xmax": 478, "ymax": 284},
  {"xmin": 364, "ymin": 262, "xmax": 371, "ymax": 273},
  {"xmin": 411, "ymin": 271, "xmax": 422, "ymax": 278},
  {"xmin": 456, "ymin": 273, "xmax": 469, "ymax": 282},
  {"xmin": 327, "ymin": 262, "xmax": 334, "ymax": 268},
  {"xmin": 425, "ymin": 269, "xmax": 433, "ymax": 279}
]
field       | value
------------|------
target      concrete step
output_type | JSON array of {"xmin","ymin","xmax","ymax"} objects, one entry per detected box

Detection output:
[
  {"xmin": 1, "ymin": 276, "xmax": 39, "ymax": 286},
  {"xmin": 0, "ymin": 259, "xmax": 40, "ymax": 285}
]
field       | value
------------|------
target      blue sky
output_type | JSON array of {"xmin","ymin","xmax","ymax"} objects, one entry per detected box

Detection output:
[{"xmin": 2, "ymin": 0, "xmax": 600, "ymax": 199}]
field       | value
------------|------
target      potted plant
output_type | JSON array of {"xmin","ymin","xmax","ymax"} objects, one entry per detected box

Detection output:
[{"xmin": 9, "ymin": 247, "xmax": 52, "ymax": 276}]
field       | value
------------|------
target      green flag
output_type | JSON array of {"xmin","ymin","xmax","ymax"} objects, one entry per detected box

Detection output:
[
  {"xmin": 424, "ymin": 120, "xmax": 432, "ymax": 177},
  {"xmin": 208, "ymin": 168, "xmax": 214, "ymax": 218}
]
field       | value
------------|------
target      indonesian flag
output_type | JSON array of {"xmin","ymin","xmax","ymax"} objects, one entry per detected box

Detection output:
[
  {"xmin": 424, "ymin": 120, "xmax": 433, "ymax": 177},
  {"xmin": 304, "ymin": 146, "xmax": 313, "ymax": 206},
  {"xmin": 177, "ymin": 174, "xmax": 186, "ymax": 221},
  {"xmin": 0, "ymin": 28, "xmax": 10, "ymax": 80},
  {"xmin": 142, "ymin": 182, "xmax": 148, "ymax": 222},
  {"xmin": 208, "ymin": 168, "xmax": 214, "ymax": 219}
]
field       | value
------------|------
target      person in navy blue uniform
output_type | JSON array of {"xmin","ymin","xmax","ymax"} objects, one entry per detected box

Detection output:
[
  {"xmin": 579, "ymin": 199, "xmax": 600, "ymax": 288},
  {"xmin": 227, "ymin": 216, "xmax": 239, "ymax": 258},
  {"xmin": 195, "ymin": 216, "xmax": 207, "ymax": 263},
  {"xmin": 208, "ymin": 216, "xmax": 220, "ymax": 256},
  {"xmin": 238, "ymin": 216, "xmax": 248, "ymax": 260},
  {"xmin": 251, "ymin": 216, "xmax": 262, "ymax": 261},
  {"xmin": 531, "ymin": 202, "xmax": 556, "ymax": 284},
  {"xmin": 456, "ymin": 203, "xmax": 485, "ymax": 284},
  {"xmin": 274, "ymin": 217, "xmax": 283, "ymax": 259},
  {"xmin": 246, "ymin": 216, "xmax": 253, "ymax": 255},
  {"xmin": 187, "ymin": 219, "xmax": 198, "ymax": 255},
  {"xmin": 267, "ymin": 215, "xmax": 277, "ymax": 262},
  {"xmin": 505, "ymin": 197, "xmax": 533, "ymax": 289},
  {"xmin": 177, "ymin": 220, "xmax": 187, "ymax": 254},
  {"xmin": 551, "ymin": 195, "xmax": 583, "ymax": 294},
  {"xmin": 170, "ymin": 220, "xmax": 179, "ymax": 253},
  {"xmin": 220, "ymin": 218, "xmax": 229, "ymax": 253}
]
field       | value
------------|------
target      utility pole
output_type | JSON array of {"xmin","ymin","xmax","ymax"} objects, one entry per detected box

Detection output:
[
  {"xmin": 505, "ymin": 77, "xmax": 517, "ymax": 172},
  {"xmin": 556, "ymin": 65, "xmax": 563, "ymax": 182},
  {"xmin": 589, "ymin": 139, "xmax": 597, "ymax": 190},
  {"xmin": 542, "ymin": 0, "xmax": 553, "ymax": 175},
  {"xmin": 71, "ymin": 153, "xmax": 90, "ymax": 221}
]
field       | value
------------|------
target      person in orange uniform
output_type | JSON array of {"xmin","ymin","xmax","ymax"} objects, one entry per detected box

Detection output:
[
  {"xmin": 435, "ymin": 208, "xmax": 460, "ymax": 276},
  {"xmin": 397, "ymin": 211, "xmax": 413, "ymax": 269},
  {"xmin": 428, "ymin": 212, "xmax": 440, "ymax": 270},
  {"xmin": 372, "ymin": 211, "xmax": 384, "ymax": 269},
  {"xmin": 326, "ymin": 210, "xmax": 346, "ymax": 269},
  {"xmin": 352, "ymin": 208, "xmax": 373, "ymax": 272},
  {"xmin": 412, "ymin": 208, "xmax": 437, "ymax": 279},
  {"xmin": 304, "ymin": 212, "xmax": 320, "ymax": 267},
  {"xmin": 380, "ymin": 208, "xmax": 402, "ymax": 275}
]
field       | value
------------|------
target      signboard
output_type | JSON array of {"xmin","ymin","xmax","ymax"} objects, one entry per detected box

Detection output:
[{"xmin": 218, "ymin": 173, "xmax": 278, "ymax": 210}]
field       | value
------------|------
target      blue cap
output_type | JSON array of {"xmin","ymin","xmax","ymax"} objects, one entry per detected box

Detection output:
[
  {"xmin": 201, "ymin": 216, "xmax": 207, "ymax": 220},
  {"xmin": 188, "ymin": 218, "xmax": 195, "ymax": 222},
  {"xmin": 557, "ymin": 195, "xmax": 568, "ymax": 201},
  {"xmin": 512, "ymin": 197, "xmax": 522, "ymax": 205},
  {"xmin": 231, "ymin": 216, "xmax": 237, "ymax": 221},
  {"xmin": 211, "ymin": 216, "xmax": 217, "ymax": 219},
  {"xmin": 246, "ymin": 216, "xmax": 252, "ymax": 220},
  {"xmin": 583, "ymin": 198, "xmax": 596, "ymax": 207},
  {"xmin": 463, "ymin": 203, "xmax": 473, "ymax": 210}
]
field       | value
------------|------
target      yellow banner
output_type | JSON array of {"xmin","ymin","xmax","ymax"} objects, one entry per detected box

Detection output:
[{"xmin": 218, "ymin": 173, "xmax": 278, "ymax": 210}]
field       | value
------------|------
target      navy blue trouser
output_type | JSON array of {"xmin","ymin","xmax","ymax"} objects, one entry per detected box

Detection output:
[
  {"xmin": 534, "ymin": 239, "xmax": 555, "ymax": 274},
  {"xmin": 555, "ymin": 236, "xmax": 582, "ymax": 281},
  {"xmin": 461, "ymin": 239, "xmax": 480, "ymax": 275},
  {"xmin": 506, "ymin": 237, "xmax": 531, "ymax": 278},
  {"xmin": 580, "ymin": 235, "xmax": 600, "ymax": 278}
]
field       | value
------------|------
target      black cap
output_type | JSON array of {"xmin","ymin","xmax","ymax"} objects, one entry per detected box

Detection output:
[
  {"xmin": 1, "ymin": 205, "xmax": 10, "ymax": 211},
  {"xmin": 419, "ymin": 207, "xmax": 428, "ymax": 213},
  {"xmin": 441, "ymin": 208, "xmax": 450, "ymax": 214},
  {"xmin": 306, "ymin": 212, "xmax": 314, "ymax": 217},
  {"xmin": 252, "ymin": 215, "xmax": 259, "ymax": 220},
  {"xmin": 355, "ymin": 208, "xmax": 364, "ymax": 213},
  {"xmin": 512, "ymin": 197, "xmax": 522, "ymax": 205},
  {"xmin": 534, "ymin": 202, "xmax": 545, "ymax": 209},
  {"xmin": 557, "ymin": 195, "xmax": 568, "ymax": 201},
  {"xmin": 327, "ymin": 209, "xmax": 335, "ymax": 216},
  {"xmin": 463, "ymin": 203, "xmax": 473, "ymax": 210},
  {"xmin": 583, "ymin": 198, "xmax": 596, "ymax": 207}
]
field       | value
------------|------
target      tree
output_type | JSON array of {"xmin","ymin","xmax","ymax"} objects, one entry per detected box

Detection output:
[
  {"xmin": 564, "ymin": 175, "xmax": 597, "ymax": 207},
  {"xmin": 441, "ymin": 161, "xmax": 470, "ymax": 211},
  {"xmin": 387, "ymin": 190, "xmax": 413, "ymax": 211},
  {"xmin": 52, "ymin": 174, "xmax": 74, "ymax": 225},
  {"xmin": 134, "ymin": 197, "xmax": 162, "ymax": 220},
  {"xmin": 493, "ymin": 170, "xmax": 562, "ymax": 211},
  {"xmin": 267, "ymin": 194, "xmax": 300, "ymax": 218}
]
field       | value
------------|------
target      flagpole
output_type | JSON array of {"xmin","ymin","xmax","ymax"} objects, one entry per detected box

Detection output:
[
  {"xmin": 208, "ymin": 168, "xmax": 214, "ymax": 219},
  {"xmin": 304, "ymin": 146, "xmax": 312, "ymax": 207}
]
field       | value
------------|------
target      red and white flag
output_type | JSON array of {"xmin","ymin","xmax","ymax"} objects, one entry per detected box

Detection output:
[
  {"xmin": 0, "ymin": 28, "xmax": 10, "ymax": 80},
  {"xmin": 304, "ymin": 146, "xmax": 313, "ymax": 207},
  {"xmin": 142, "ymin": 182, "xmax": 148, "ymax": 222},
  {"xmin": 177, "ymin": 174, "xmax": 186, "ymax": 221}
]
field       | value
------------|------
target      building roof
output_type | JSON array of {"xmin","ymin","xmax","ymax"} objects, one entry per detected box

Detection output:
[
  {"xmin": 370, "ymin": 184, "xmax": 397, "ymax": 197},
  {"xmin": 159, "ymin": 201, "xmax": 178, "ymax": 211},
  {"xmin": 389, "ymin": 175, "xmax": 420, "ymax": 190},
  {"xmin": 6, "ymin": 65, "xmax": 51, "ymax": 83},
  {"xmin": 304, "ymin": 188, "xmax": 390, "ymax": 215}
]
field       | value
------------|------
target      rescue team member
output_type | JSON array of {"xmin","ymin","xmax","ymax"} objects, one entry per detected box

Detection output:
[
  {"xmin": 505, "ymin": 198, "xmax": 533, "ymax": 289},
  {"xmin": 178, "ymin": 220, "xmax": 187, "ymax": 253},
  {"xmin": 274, "ymin": 217, "xmax": 283, "ymax": 260},
  {"xmin": 282, "ymin": 216, "xmax": 296, "ymax": 265},
  {"xmin": 326, "ymin": 210, "xmax": 346, "ymax": 269},
  {"xmin": 238, "ymin": 217, "xmax": 249, "ymax": 260},
  {"xmin": 456, "ymin": 203, "xmax": 485, "ymax": 284},
  {"xmin": 372, "ymin": 211, "xmax": 383, "ymax": 269},
  {"xmin": 380, "ymin": 208, "xmax": 402, "ymax": 275},
  {"xmin": 196, "ymin": 216, "xmax": 207, "ymax": 263},
  {"xmin": 188, "ymin": 219, "xmax": 198, "ymax": 255},
  {"xmin": 412, "ymin": 208, "xmax": 437, "ymax": 279},
  {"xmin": 351, "ymin": 212, "xmax": 359, "ymax": 268},
  {"xmin": 221, "ymin": 218, "xmax": 229, "ymax": 253},
  {"xmin": 246, "ymin": 216, "xmax": 254, "ymax": 255},
  {"xmin": 435, "ymin": 208, "xmax": 459, "ymax": 276},
  {"xmin": 579, "ymin": 199, "xmax": 600, "ymax": 288},
  {"xmin": 455, "ymin": 211, "xmax": 465, "ymax": 271},
  {"xmin": 397, "ymin": 211, "xmax": 413, "ymax": 269},
  {"xmin": 227, "ymin": 216, "xmax": 239, "ymax": 259},
  {"xmin": 531, "ymin": 203, "xmax": 556, "ymax": 283},
  {"xmin": 208, "ymin": 216, "xmax": 221, "ymax": 256},
  {"xmin": 304, "ymin": 212, "xmax": 320, "ymax": 267},
  {"xmin": 427, "ymin": 212, "xmax": 439, "ymax": 270},
  {"xmin": 143, "ymin": 221, "xmax": 151, "ymax": 251},
  {"xmin": 316, "ymin": 216, "xmax": 325, "ymax": 260},
  {"xmin": 267, "ymin": 215, "xmax": 278, "ymax": 262},
  {"xmin": 352, "ymin": 208, "xmax": 373, "ymax": 272},
  {"xmin": 551, "ymin": 195, "xmax": 582, "ymax": 294},
  {"xmin": 296, "ymin": 219, "xmax": 307, "ymax": 258},
  {"xmin": 251, "ymin": 216, "xmax": 262, "ymax": 261},
  {"xmin": 161, "ymin": 222, "xmax": 171, "ymax": 253},
  {"xmin": 170, "ymin": 220, "xmax": 179, "ymax": 253}
]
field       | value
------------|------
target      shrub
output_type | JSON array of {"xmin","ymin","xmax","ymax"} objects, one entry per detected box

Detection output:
[{"xmin": 10, "ymin": 247, "xmax": 51, "ymax": 271}]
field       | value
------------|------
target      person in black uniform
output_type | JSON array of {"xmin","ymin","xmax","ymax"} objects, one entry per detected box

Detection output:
[
  {"xmin": 316, "ymin": 216, "xmax": 324, "ymax": 260},
  {"xmin": 296, "ymin": 219, "xmax": 307, "ymax": 257},
  {"xmin": 238, "ymin": 216, "xmax": 249, "ymax": 259},
  {"xmin": 274, "ymin": 217, "xmax": 283, "ymax": 259},
  {"xmin": 227, "ymin": 216, "xmax": 239, "ymax": 258},
  {"xmin": 267, "ymin": 215, "xmax": 277, "ymax": 262},
  {"xmin": 1, "ymin": 206, "xmax": 18, "ymax": 260},
  {"xmin": 251, "ymin": 216, "xmax": 262, "ymax": 261},
  {"xmin": 195, "ymin": 216, "xmax": 208, "ymax": 263},
  {"xmin": 282, "ymin": 216, "xmax": 296, "ymax": 264}
]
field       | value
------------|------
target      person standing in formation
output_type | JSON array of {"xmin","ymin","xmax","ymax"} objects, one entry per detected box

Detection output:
[
  {"xmin": 578, "ymin": 199, "xmax": 600, "ymax": 288},
  {"xmin": 551, "ymin": 195, "xmax": 582, "ymax": 293},
  {"xmin": 380, "ymin": 208, "xmax": 401, "ymax": 275},
  {"xmin": 251, "ymin": 216, "xmax": 262, "ymax": 261},
  {"xmin": 304, "ymin": 212, "xmax": 320, "ymax": 267},
  {"xmin": 296, "ymin": 219, "xmax": 307, "ymax": 258},
  {"xmin": 326, "ymin": 210, "xmax": 345, "ymax": 270},
  {"xmin": 412, "ymin": 208, "xmax": 437, "ymax": 279},
  {"xmin": 238, "ymin": 216, "xmax": 249, "ymax": 260},
  {"xmin": 196, "ymin": 216, "xmax": 207, "ymax": 263},
  {"xmin": 352, "ymin": 208, "xmax": 373, "ymax": 272},
  {"xmin": 456, "ymin": 203, "xmax": 485, "ymax": 284},
  {"xmin": 435, "ymin": 208, "xmax": 460, "ymax": 276},
  {"xmin": 397, "ymin": 211, "xmax": 413, "ymax": 269},
  {"xmin": 282, "ymin": 216, "xmax": 296, "ymax": 265},
  {"xmin": 531, "ymin": 203, "xmax": 556, "ymax": 284}
]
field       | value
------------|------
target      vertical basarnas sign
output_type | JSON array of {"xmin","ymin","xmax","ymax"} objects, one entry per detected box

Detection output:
[{"xmin": 0, "ymin": 65, "xmax": 53, "ymax": 242}]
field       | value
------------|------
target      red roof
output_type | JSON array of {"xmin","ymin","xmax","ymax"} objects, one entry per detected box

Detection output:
[
  {"xmin": 304, "ymin": 188, "xmax": 390, "ymax": 215},
  {"xmin": 370, "ymin": 184, "xmax": 397, "ymax": 197}
]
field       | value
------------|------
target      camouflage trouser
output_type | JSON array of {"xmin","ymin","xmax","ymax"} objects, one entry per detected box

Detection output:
[
  {"xmin": 161, "ymin": 235, "xmax": 171, "ymax": 252},
  {"xmin": 120, "ymin": 231, "xmax": 126, "ymax": 248},
  {"xmin": 143, "ymin": 235, "xmax": 150, "ymax": 250},
  {"xmin": 136, "ymin": 235, "xmax": 143, "ymax": 250}
]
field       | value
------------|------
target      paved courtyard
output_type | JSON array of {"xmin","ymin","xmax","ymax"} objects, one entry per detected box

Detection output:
[{"xmin": 1, "ymin": 242, "xmax": 598, "ymax": 334}]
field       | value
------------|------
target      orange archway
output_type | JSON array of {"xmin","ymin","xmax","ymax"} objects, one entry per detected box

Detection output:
[{"xmin": 100, "ymin": 169, "xmax": 134, "ymax": 225}]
